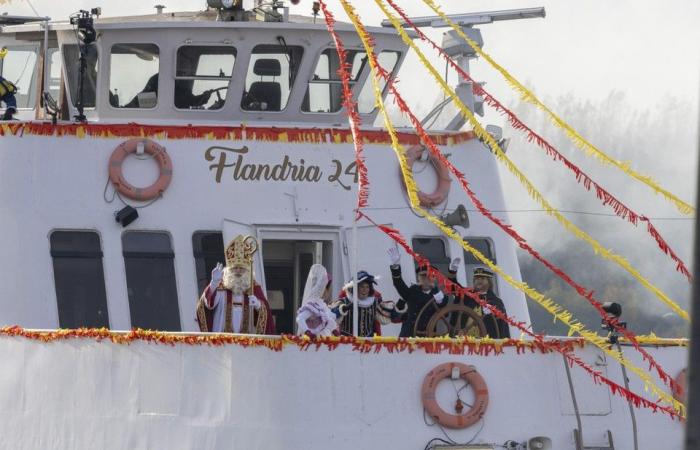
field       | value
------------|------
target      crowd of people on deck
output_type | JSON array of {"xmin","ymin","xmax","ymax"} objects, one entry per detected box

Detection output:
[{"xmin": 197, "ymin": 238, "xmax": 510, "ymax": 339}]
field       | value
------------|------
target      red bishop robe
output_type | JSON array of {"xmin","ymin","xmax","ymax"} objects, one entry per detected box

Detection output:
[{"xmin": 196, "ymin": 283, "xmax": 276, "ymax": 334}]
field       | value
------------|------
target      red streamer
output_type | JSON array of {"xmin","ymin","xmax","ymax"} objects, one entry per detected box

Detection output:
[
  {"xmin": 320, "ymin": 0, "xmax": 369, "ymax": 212},
  {"xmin": 359, "ymin": 212, "xmax": 681, "ymax": 420},
  {"xmin": 385, "ymin": 0, "xmax": 691, "ymax": 283},
  {"xmin": 349, "ymin": 6, "xmax": 680, "ymax": 399}
]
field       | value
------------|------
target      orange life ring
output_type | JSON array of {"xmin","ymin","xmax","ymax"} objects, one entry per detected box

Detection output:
[
  {"xmin": 421, "ymin": 362, "xmax": 488, "ymax": 429},
  {"xmin": 402, "ymin": 145, "xmax": 451, "ymax": 207},
  {"xmin": 672, "ymin": 368, "xmax": 686, "ymax": 402},
  {"xmin": 108, "ymin": 138, "xmax": 173, "ymax": 201}
]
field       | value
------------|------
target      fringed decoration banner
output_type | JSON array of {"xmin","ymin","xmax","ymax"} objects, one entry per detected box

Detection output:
[
  {"xmin": 0, "ymin": 121, "xmax": 474, "ymax": 146},
  {"xmin": 420, "ymin": 0, "xmax": 694, "ymax": 216},
  {"xmin": 320, "ymin": 0, "xmax": 369, "ymax": 212},
  {"xmin": 377, "ymin": 0, "xmax": 689, "ymax": 323},
  {"xmin": 346, "ymin": 6, "xmax": 681, "ymax": 398},
  {"xmin": 343, "ymin": 0, "xmax": 684, "ymax": 416},
  {"xmin": 386, "ymin": 0, "xmax": 691, "ymax": 283},
  {"xmin": 0, "ymin": 325, "xmax": 597, "ymax": 355},
  {"xmin": 358, "ymin": 212, "xmax": 683, "ymax": 421}
]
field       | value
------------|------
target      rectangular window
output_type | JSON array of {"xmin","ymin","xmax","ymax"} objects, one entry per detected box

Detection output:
[
  {"xmin": 357, "ymin": 51, "xmax": 400, "ymax": 114},
  {"xmin": 192, "ymin": 231, "xmax": 225, "ymax": 294},
  {"xmin": 462, "ymin": 237, "xmax": 496, "ymax": 288},
  {"xmin": 50, "ymin": 231, "xmax": 109, "ymax": 328},
  {"xmin": 63, "ymin": 43, "xmax": 98, "ymax": 109},
  {"xmin": 241, "ymin": 44, "xmax": 304, "ymax": 112},
  {"xmin": 109, "ymin": 43, "xmax": 160, "ymax": 109},
  {"xmin": 412, "ymin": 237, "xmax": 450, "ymax": 275},
  {"xmin": 46, "ymin": 48, "xmax": 62, "ymax": 104},
  {"xmin": 302, "ymin": 48, "xmax": 366, "ymax": 113},
  {"xmin": 175, "ymin": 45, "xmax": 236, "ymax": 110},
  {"xmin": 123, "ymin": 231, "xmax": 181, "ymax": 331},
  {"xmin": 0, "ymin": 45, "xmax": 38, "ymax": 109}
]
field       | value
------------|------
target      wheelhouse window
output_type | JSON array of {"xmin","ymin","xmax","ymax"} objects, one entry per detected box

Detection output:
[
  {"xmin": 50, "ymin": 231, "xmax": 109, "ymax": 328},
  {"xmin": 357, "ymin": 51, "xmax": 400, "ymax": 114},
  {"xmin": 63, "ymin": 43, "xmax": 98, "ymax": 108},
  {"xmin": 46, "ymin": 48, "xmax": 62, "ymax": 104},
  {"xmin": 122, "ymin": 231, "xmax": 181, "ymax": 331},
  {"xmin": 0, "ymin": 45, "xmax": 38, "ymax": 109},
  {"xmin": 302, "ymin": 48, "xmax": 367, "ymax": 113},
  {"xmin": 412, "ymin": 237, "xmax": 450, "ymax": 275},
  {"xmin": 241, "ymin": 44, "xmax": 304, "ymax": 112},
  {"xmin": 109, "ymin": 43, "xmax": 160, "ymax": 109},
  {"xmin": 175, "ymin": 45, "xmax": 236, "ymax": 110},
  {"xmin": 462, "ymin": 237, "xmax": 496, "ymax": 288},
  {"xmin": 192, "ymin": 231, "xmax": 225, "ymax": 293}
]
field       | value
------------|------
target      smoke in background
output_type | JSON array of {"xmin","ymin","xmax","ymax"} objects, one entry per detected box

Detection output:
[{"xmin": 498, "ymin": 91, "xmax": 697, "ymax": 337}]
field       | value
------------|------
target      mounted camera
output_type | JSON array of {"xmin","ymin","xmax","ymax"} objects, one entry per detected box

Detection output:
[
  {"xmin": 69, "ymin": 8, "xmax": 100, "ymax": 44},
  {"xmin": 600, "ymin": 301, "xmax": 627, "ymax": 344}
]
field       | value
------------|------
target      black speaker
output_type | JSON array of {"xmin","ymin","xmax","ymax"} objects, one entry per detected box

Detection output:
[{"xmin": 115, "ymin": 206, "xmax": 138, "ymax": 227}]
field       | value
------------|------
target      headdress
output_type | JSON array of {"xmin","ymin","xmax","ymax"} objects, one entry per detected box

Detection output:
[{"xmin": 225, "ymin": 235, "xmax": 258, "ymax": 268}]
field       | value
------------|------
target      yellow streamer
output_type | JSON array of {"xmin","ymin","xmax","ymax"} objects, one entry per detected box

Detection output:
[
  {"xmin": 420, "ymin": 0, "xmax": 694, "ymax": 216},
  {"xmin": 378, "ymin": 0, "xmax": 688, "ymax": 323},
  {"xmin": 343, "ymin": 0, "xmax": 685, "ymax": 416}
]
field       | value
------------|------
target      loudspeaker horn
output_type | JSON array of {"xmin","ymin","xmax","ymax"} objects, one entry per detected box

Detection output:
[
  {"xmin": 441, "ymin": 204, "xmax": 469, "ymax": 229},
  {"xmin": 527, "ymin": 436, "xmax": 552, "ymax": 450}
]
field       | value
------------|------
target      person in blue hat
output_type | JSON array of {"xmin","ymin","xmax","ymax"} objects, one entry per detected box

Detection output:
[{"xmin": 331, "ymin": 270, "xmax": 406, "ymax": 337}]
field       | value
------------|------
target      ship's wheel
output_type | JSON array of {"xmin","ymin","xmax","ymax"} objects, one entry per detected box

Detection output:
[{"xmin": 414, "ymin": 300, "xmax": 488, "ymax": 338}]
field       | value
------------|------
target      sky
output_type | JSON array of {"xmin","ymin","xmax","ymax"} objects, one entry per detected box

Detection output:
[{"xmin": 3, "ymin": 0, "xmax": 699, "ymax": 329}]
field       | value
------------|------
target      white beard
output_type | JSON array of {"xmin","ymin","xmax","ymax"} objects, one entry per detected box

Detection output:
[{"xmin": 222, "ymin": 267, "xmax": 251, "ymax": 295}]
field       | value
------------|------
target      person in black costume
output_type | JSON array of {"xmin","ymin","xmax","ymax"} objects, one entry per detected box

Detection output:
[
  {"xmin": 447, "ymin": 259, "xmax": 510, "ymax": 338},
  {"xmin": 388, "ymin": 247, "xmax": 446, "ymax": 337}
]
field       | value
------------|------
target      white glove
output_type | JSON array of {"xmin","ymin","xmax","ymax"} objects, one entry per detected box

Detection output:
[
  {"xmin": 433, "ymin": 291, "xmax": 445, "ymax": 304},
  {"xmin": 449, "ymin": 257, "xmax": 461, "ymax": 272},
  {"xmin": 388, "ymin": 247, "xmax": 401, "ymax": 266},
  {"xmin": 248, "ymin": 294, "xmax": 261, "ymax": 310},
  {"xmin": 482, "ymin": 304, "xmax": 493, "ymax": 315},
  {"xmin": 210, "ymin": 263, "xmax": 224, "ymax": 290}
]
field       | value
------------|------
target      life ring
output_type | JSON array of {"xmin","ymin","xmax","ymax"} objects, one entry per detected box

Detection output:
[
  {"xmin": 672, "ymin": 368, "xmax": 686, "ymax": 402},
  {"xmin": 421, "ymin": 362, "xmax": 488, "ymax": 429},
  {"xmin": 401, "ymin": 145, "xmax": 451, "ymax": 207},
  {"xmin": 108, "ymin": 138, "xmax": 172, "ymax": 201}
]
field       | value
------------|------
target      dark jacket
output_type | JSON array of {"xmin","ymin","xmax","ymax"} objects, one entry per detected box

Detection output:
[
  {"xmin": 391, "ymin": 265, "xmax": 444, "ymax": 337},
  {"xmin": 448, "ymin": 269, "xmax": 510, "ymax": 338}
]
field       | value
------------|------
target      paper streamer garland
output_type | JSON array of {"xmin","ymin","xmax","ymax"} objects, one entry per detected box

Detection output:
[
  {"xmin": 385, "ymin": 0, "xmax": 691, "ymax": 283},
  {"xmin": 420, "ymin": 0, "xmax": 694, "ymax": 216},
  {"xmin": 343, "ymin": 7, "xmax": 680, "ymax": 398},
  {"xmin": 342, "ymin": 0, "xmax": 684, "ymax": 416},
  {"xmin": 319, "ymin": 1, "xmax": 369, "ymax": 213},
  {"xmin": 377, "ymin": 0, "xmax": 689, "ymax": 323}
]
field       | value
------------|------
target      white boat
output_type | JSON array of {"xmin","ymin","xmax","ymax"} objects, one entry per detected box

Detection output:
[{"xmin": 0, "ymin": 2, "xmax": 687, "ymax": 449}]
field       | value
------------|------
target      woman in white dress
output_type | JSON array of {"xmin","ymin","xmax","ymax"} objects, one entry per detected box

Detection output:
[{"xmin": 296, "ymin": 264, "xmax": 339, "ymax": 337}]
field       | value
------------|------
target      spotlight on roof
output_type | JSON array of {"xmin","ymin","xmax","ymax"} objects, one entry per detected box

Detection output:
[{"xmin": 207, "ymin": 0, "xmax": 239, "ymax": 10}]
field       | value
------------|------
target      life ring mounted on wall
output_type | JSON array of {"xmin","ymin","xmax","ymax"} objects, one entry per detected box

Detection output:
[
  {"xmin": 108, "ymin": 138, "xmax": 173, "ymax": 202},
  {"xmin": 401, "ymin": 144, "xmax": 452, "ymax": 208},
  {"xmin": 421, "ymin": 362, "xmax": 489, "ymax": 429}
]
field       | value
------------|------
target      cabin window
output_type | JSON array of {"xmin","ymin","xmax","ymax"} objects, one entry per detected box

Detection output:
[
  {"xmin": 63, "ymin": 43, "xmax": 98, "ymax": 109},
  {"xmin": 0, "ymin": 45, "xmax": 38, "ymax": 109},
  {"xmin": 175, "ymin": 45, "xmax": 236, "ymax": 110},
  {"xmin": 241, "ymin": 44, "xmax": 304, "ymax": 112},
  {"xmin": 412, "ymin": 237, "xmax": 450, "ymax": 275},
  {"xmin": 357, "ymin": 51, "xmax": 400, "ymax": 114},
  {"xmin": 50, "ymin": 231, "xmax": 109, "ymax": 328},
  {"xmin": 302, "ymin": 48, "xmax": 367, "ymax": 113},
  {"xmin": 109, "ymin": 43, "xmax": 160, "ymax": 109},
  {"xmin": 462, "ymin": 237, "xmax": 496, "ymax": 287},
  {"xmin": 46, "ymin": 48, "xmax": 62, "ymax": 104},
  {"xmin": 122, "ymin": 231, "xmax": 181, "ymax": 331},
  {"xmin": 192, "ymin": 231, "xmax": 225, "ymax": 293}
]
